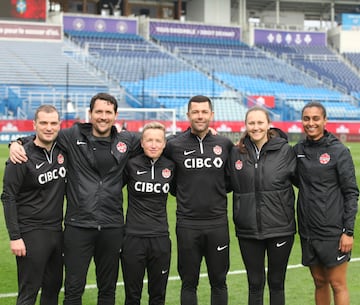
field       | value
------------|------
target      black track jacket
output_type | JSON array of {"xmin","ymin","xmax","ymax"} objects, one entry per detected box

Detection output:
[
  {"xmin": 124, "ymin": 154, "xmax": 175, "ymax": 237},
  {"xmin": 294, "ymin": 131, "xmax": 359, "ymax": 240},
  {"xmin": 57, "ymin": 123, "xmax": 140, "ymax": 229},
  {"xmin": 2, "ymin": 140, "xmax": 67, "ymax": 240},
  {"xmin": 227, "ymin": 133, "xmax": 296, "ymax": 239},
  {"xmin": 164, "ymin": 129, "xmax": 233, "ymax": 228}
]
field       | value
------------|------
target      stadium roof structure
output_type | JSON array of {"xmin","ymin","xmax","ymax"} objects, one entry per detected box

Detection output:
[
  {"xmin": 57, "ymin": 0, "xmax": 360, "ymax": 22},
  {"xmin": 241, "ymin": 0, "xmax": 360, "ymax": 21}
]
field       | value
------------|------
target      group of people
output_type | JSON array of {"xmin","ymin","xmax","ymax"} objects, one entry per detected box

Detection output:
[
  {"xmin": 1, "ymin": 93, "xmax": 358, "ymax": 305},
  {"xmin": 226, "ymin": 103, "xmax": 358, "ymax": 305}
]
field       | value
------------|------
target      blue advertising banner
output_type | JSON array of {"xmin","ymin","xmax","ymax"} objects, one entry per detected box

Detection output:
[
  {"xmin": 0, "ymin": 132, "xmax": 32, "ymax": 144},
  {"xmin": 63, "ymin": 15, "xmax": 137, "ymax": 34},
  {"xmin": 255, "ymin": 29, "xmax": 326, "ymax": 46},
  {"xmin": 150, "ymin": 21, "xmax": 241, "ymax": 41},
  {"xmin": 341, "ymin": 13, "xmax": 360, "ymax": 30}
]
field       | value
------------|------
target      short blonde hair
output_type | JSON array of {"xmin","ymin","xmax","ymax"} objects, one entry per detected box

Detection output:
[{"xmin": 141, "ymin": 122, "xmax": 166, "ymax": 139}]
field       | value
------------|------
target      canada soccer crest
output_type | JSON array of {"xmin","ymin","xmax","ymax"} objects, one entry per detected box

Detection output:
[
  {"xmin": 162, "ymin": 168, "xmax": 171, "ymax": 179},
  {"xmin": 116, "ymin": 142, "xmax": 127, "ymax": 153},
  {"xmin": 213, "ymin": 145, "xmax": 222, "ymax": 155},
  {"xmin": 319, "ymin": 153, "xmax": 330, "ymax": 164},
  {"xmin": 16, "ymin": 0, "xmax": 27, "ymax": 14},
  {"xmin": 235, "ymin": 160, "xmax": 243, "ymax": 170},
  {"xmin": 57, "ymin": 154, "xmax": 64, "ymax": 164}
]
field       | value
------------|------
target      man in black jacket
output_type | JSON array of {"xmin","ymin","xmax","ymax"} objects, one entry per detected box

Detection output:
[
  {"xmin": 2, "ymin": 105, "xmax": 66, "ymax": 305},
  {"xmin": 10, "ymin": 93, "xmax": 141, "ymax": 305},
  {"xmin": 164, "ymin": 95, "xmax": 233, "ymax": 305}
]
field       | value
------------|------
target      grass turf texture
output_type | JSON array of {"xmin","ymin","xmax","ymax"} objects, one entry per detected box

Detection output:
[{"xmin": 0, "ymin": 142, "xmax": 359, "ymax": 304}]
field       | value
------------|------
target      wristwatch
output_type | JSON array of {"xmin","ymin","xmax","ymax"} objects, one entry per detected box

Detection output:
[{"xmin": 343, "ymin": 229, "xmax": 354, "ymax": 237}]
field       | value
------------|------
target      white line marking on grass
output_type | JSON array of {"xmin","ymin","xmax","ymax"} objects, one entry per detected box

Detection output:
[{"xmin": 1, "ymin": 258, "xmax": 360, "ymax": 299}]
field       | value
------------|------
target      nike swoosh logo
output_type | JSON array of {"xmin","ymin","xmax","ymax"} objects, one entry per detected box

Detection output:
[
  {"xmin": 136, "ymin": 170, "xmax": 147, "ymax": 175},
  {"xmin": 217, "ymin": 245, "xmax": 228, "ymax": 251},
  {"xmin": 184, "ymin": 150, "xmax": 196, "ymax": 156},
  {"xmin": 161, "ymin": 270, "xmax": 168, "ymax": 274},
  {"xmin": 76, "ymin": 140, "xmax": 87, "ymax": 145},
  {"xmin": 337, "ymin": 255, "xmax": 346, "ymax": 261},
  {"xmin": 276, "ymin": 242, "xmax": 287, "ymax": 247},
  {"xmin": 36, "ymin": 162, "xmax": 45, "ymax": 169}
]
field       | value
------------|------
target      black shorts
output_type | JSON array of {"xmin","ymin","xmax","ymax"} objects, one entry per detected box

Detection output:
[{"xmin": 300, "ymin": 238, "xmax": 351, "ymax": 268}]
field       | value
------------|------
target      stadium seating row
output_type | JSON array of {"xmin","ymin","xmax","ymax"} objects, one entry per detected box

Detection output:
[{"xmin": 1, "ymin": 29, "xmax": 359, "ymax": 121}]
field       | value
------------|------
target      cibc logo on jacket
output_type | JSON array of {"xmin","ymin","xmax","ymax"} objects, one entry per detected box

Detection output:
[
  {"xmin": 135, "ymin": 182, "xmax": 170, "ymax": 194},
  {"xmin": 38, "ymin": 166, "xmax": 67, "ymax": 185},
  {"xmin": 184, "ymin": 157, "xmax": 223, "ymax": 169}
]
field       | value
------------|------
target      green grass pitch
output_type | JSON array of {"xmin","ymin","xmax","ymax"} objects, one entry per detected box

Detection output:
[{"xmin": 0, "ymin": 142, "xmax": 359, "ymax": 304}]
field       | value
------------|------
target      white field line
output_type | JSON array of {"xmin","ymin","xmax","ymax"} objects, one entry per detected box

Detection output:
[{"xmin": 1, "ymin": 258, "xmax": 360, "ymax": 299}]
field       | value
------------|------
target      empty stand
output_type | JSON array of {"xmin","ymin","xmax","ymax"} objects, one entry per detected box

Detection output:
[
  {"xmin": 153, "ymin": 34, "xmax": 359, "ymax": 120},
  {"xmin": 1, "ymin": 25, "xmax": 360, "ymax": 122},
  {"xmin": 0, "ymin": 40, "xmax": 112, "ymax": 119}
]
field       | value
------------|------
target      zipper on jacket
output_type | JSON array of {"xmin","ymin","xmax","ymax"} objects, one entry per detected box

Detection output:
[
  {"xmin": 254, "ymin": 160, "xmax": 262, "ymax": 233},
  {"xmin": 42, "ymin": 142, "xmax": 56, "ymax": 164},
  {"xmin": 150, "ymin": 159, "xmax": 156, "ymax": 180},
  {"xmin": 196, "ymin": 136, "xmax": 204, "ymax": 154}
]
